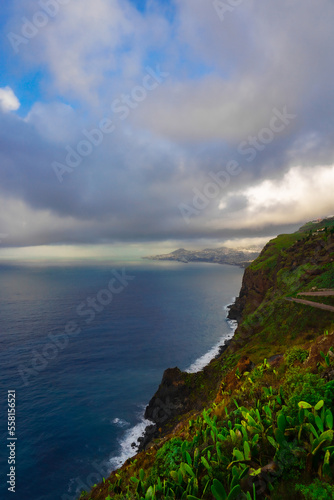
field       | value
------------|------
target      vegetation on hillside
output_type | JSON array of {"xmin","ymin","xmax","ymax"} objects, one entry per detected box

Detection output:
[{"xmin": 81, "ymin": 219, "xmax": 334, "ymax": 500}]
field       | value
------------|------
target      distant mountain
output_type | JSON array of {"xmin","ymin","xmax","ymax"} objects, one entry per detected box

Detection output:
[{"xmin": 143, "ymin": 246, "xmax": 260, "ymax": 267}]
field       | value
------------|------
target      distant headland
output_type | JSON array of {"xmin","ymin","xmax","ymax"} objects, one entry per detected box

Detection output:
[{"xmin": 143, "ymin": 246, "xmax": 260, "ymax": 268}]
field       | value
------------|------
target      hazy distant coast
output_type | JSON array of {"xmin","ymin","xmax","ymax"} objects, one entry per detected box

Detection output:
[{"xmin": 143, "ymin": 246, "xmax": 260, "ymax": 268}]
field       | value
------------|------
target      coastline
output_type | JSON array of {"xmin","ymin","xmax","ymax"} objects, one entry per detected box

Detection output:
[
  {"xmin": 108, "ymin": 410, "xmax": 152, "ymax": 471},
  {"xmin": 185, "ymin": 302, "xmax": 237, "ymax": 373},
  {"xmin": 107, "ymin": 296, "xmax": 239, "ymax": 470},
  {"xmin": 143, "ymin": 257, "xmax": 253, "ymax": 269}
]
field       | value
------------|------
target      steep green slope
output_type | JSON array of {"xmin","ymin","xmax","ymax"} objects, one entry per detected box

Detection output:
[
  {"xmin": 80, "ymin": 219, "xmax": 334, "ymax": 500},
  {"xmin": 228, "ymin": 218, "xmax": 334, "ymax": 362}
]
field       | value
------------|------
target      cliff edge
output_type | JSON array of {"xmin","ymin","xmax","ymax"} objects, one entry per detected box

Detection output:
[{"xmin": 81, "ymin": 218, "xmax": 334, "ymax": 500}]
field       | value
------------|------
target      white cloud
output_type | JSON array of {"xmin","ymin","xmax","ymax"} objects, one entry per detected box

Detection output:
[
  {"xmin": 25, "ymin": 101, "xmax": 78, "ymax": 143},
  {"xmin": 223, "ymin": 237, "xmax": 274, "ymax": 251},
  {"xmin": 133, "ymin": 76, "xmax": 276, "ymax": 143},
  {"xmin": 245, "ymin": 165, "xmax": 334, "ymax": 214},
  {"xmin": 0, "ymin": 86, "xmax": 20, "ymax": 113},
  {"xmin": 16, "ymin": 0, "xmax": 170, "ymax": 105},
  {"xmin": 222, "ymin": 164, "xmax": 334, "ymax": 228},
  {"xmin": 132, "ymin": 0, "xmax": 334, "ymax": 144}
]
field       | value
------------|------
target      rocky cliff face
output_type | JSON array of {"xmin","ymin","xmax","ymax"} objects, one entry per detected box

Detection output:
[
  {"xmin": 139, "ymin": 342, "xmax": 232, "ymax": 450},
  {"xmin": 138, "ymin": 368, "xmax": 192, "ymax": 450},
  {"xmin": 140, "ymin": 225, "xmax": 334, "ymax": 449},
  {"xmin": 228, "ymin": 226, "xmax": 334, "ymax": 352},
  {"xmin": 227, "ymin": 250, "xmax": 272, "ymax": 323}
]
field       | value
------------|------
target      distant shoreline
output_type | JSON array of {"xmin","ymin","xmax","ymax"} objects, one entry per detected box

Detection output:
[
  {"xmin": 143, "ymin": 246, "xmax": 259, "ymax": 268},
  {"xmin": 143, "ymin": 257, "xmax": 250, "ymax": 268}
]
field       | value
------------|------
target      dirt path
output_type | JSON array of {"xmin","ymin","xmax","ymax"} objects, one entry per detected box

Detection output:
[
  {"xmin": 297, "ymin": 290, "xmax": 334, "ymax": 297},
  {"xmin": 285, "ymin": 297, "xmax": 334, "ymax": 312}
]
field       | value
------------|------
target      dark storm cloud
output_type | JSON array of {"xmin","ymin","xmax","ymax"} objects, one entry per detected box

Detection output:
[{"xmin": 1, "ymin": 0, "xmax": 334, "ymax": 249}]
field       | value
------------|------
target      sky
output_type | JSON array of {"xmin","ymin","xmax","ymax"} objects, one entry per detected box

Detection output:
[{"xmin": 0, "ymin": 0, "xmax": 334, "ymax": 260}]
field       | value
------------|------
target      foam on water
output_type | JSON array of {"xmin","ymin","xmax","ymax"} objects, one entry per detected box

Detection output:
[
  {"xmin": 108, "ymin": 299, "xmax": 239, "ymax": 470},
  {"xmin": 112, "ymin": 417, "xmax": 131, "ymax": 428},
  {"xmin": 185, "ymin": 298, "xmax": 238, "ymax": 374},
  {"xmin": 109, "ymin": 413, "xmax": 152, "ymax": 470}
]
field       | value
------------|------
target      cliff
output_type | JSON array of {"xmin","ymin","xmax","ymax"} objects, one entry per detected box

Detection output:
[
  {"xmin": 229, "ymin": 227, "xmax": 334, "ymax": 324},
  {"xmin": 81, "ymin": 218, "xmax": 334, "ymax": 500},
  {"xmin": 139, "ymin": 341, "xmax": 232, "ymax": 451},
  {"xmin": 227, "ymin": 219, "xmax": 334, "ymax": 357}
]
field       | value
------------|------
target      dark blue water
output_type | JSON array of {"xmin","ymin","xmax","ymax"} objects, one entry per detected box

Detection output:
[{"xmin": 0, "ymin": 261, "xmax": 243, "ymax": 500}]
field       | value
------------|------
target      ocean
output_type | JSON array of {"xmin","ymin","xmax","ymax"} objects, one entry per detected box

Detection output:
[{"xmin": 0, "ymin": 261, "xmax": 243, "ymax": 500}]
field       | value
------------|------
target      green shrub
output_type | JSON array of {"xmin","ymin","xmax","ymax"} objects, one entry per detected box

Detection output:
[
  {"xmin": 283, "ymin": 368, "xmax": 327, "ymax": 415},
  {"xmin": 325, "ymin": 381, "xmax": 334, "ymax": 411},
  {"xmin": 295, "ymin": 478, "xmax": 334, "ymax": 499},
  {"xmin": 285, "ymin": 347, "xmax": 309, "ymax": 366},
  {"xmin": 148, "ymin": 437, "xmax": 183, "ymax": 485}
]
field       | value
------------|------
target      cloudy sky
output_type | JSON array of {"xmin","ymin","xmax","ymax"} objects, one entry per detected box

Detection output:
[{"xmin": 0, "ymin": 0, "xmax": 333, "ymax": 260}]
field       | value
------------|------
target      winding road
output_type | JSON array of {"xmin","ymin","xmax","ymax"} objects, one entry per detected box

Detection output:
[{"xmin": 285, "ymin": 290, "xmax": 334, "ymax": 312}]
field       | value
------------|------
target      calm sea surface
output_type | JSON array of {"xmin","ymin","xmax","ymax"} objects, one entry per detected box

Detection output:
[{"xmin": 0, "ymin": 261, "xmax": 243, "ymax": 500}]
